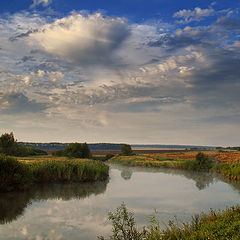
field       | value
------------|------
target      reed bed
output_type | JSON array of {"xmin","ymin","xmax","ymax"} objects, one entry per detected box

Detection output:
[
  {"xmin": 0, "ymin": 155, "xmax": 109, "ymax": 192},
  {"xmin": 29, "ymin": 159, "xmax": 109, "ymax": 182}
]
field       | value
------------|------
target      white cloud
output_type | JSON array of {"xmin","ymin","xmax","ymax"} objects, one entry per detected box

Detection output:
[
  {"xmin": 28, "ymin": 13, "xmax": 130, "ymax": 65},
  {"xmin": 30, "ymin": 0, "xmax": 52, "ymax": 9},
  {"xmin": 173, "ymin": 7, "xmax": 215, "ymax": 23}
]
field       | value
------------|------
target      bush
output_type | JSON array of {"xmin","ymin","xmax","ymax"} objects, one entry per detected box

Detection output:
[
  {"xmin": 64, "ymin": 142, "xmax": 91, "ymax": 158},
  {"xmin": 98, "ymin": 203, "xmax": 145, "ymax": 240},
  {"xmin": 0, "ymin": 154, "xmax": 33, "ymax": 192},
  {"xmin": 121, "ymin": 144, "xmax": 134, "ymax": 156},
  {"xmin": 195, "ymin": 152, "xmax": 213, "ymax": 171}
]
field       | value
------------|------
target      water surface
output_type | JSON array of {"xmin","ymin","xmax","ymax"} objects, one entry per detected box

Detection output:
[{"xmin": 0, "ymin": 164, "xmax": 240, "ymax": 239}]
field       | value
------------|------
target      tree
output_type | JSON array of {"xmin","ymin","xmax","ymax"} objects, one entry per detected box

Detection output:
[
  {"xmin": 64, "ymin": 142, "xmax": 91, "ymax": 158},
  {"xmin": 0, "ymin": 132, "xmax": 17, "ymax": 156},
  {"xmin": 195, "ymin": 152, "xmax": 213, "ymax": 171},
  {"xmin": 0, "ymin": 132, "xmax": 47, "ymax": 157},
  {"xmin": 121, "ymin": 144, "xmax": 133, "ymax": 156}
]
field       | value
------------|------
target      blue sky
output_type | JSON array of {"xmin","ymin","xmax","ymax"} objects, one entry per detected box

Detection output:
[{"xmin": 0, "ymin": 0, "xmax": 239, "ymax": 145}]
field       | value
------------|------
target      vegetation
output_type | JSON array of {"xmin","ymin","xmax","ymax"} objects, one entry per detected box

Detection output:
[
  {"xmin": 98, "ymin": 203, "xmax": 145, "ymax": 240},
  {"xmin": 121, "ymin": 144, "xmax": 134, "ymax": 156},
  {"xmin": 99, "ymin": 204, "xmax": 240, "ymax": 240},
  {"xmin": 0, "ymin": 154, "xmax": 33, "ymax": 192},
  {"xmin": 92, "ymin": 154, "xmax": 115, "ymax": 162},
  {"xmin": 29, "ymin": 158, "xmax": 109, "ymax": 183},
  {"xmin": 109, "ymin": 150, "xmax": 240, "ymax": 181},
  {"xmin": 0, "ymin": 132, "xmax": 47, "ymax": 156},
  {"xmin": 52, "ymin": 142, "xmax": 91, "ymax": 158},
  {"xmin": 0, "ymin": 155, "xmax": 109, "ymax": 192}
]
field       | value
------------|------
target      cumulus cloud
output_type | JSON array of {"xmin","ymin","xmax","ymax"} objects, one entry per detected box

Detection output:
[
  {"xmin": 28, "ymin": 13, "xmax": 130, "ymax": 65},
  {"xmin": 173, "ymin": 7, "xmax": 215, "ymax": 23},
  {"xmin": 30, "ymin": 0, "xmax": 52, "ymax": 9},
  {"xmin": 0, "ymin": 8, "xmax": 240, "ymax": 144}
]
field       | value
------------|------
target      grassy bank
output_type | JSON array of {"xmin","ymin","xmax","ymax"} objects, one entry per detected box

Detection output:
[
  {"xmin": 0, "ymin": 155, "xmax": 109, "ymax": 192},
  {"xmin": 100, "ymin": 204, "xmax": 240, "ymax": 240},
  {"xmin": 108, "ymin": 151, "xmax": 240, "ymax": 180}
]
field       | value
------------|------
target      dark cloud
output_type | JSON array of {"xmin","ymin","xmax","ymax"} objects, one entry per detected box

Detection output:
[
  {"xmin": 147, "ymin": 34, "xmax": 201, "ymax": 51},
  {"xmin": 215, "ymin": 17, "xmax": 240, "ymax": 29},
  {"xmin": 9, "ymin": 29, "xmax": 38, "ymax": 42},
  {"xmin": 0, "ymin": 92, "xmax": 47, "ymax": 114}
]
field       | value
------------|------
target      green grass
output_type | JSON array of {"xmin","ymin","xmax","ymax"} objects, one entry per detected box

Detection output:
[
  {"xmin": 0, "ymin": 155, "xmax": 109, "ymax": 192},
  {"xmin": 109, "ymin": 154, "xmax": 213, "ymax": 171},
  {"xmin": 100, "ymin": 204, "xmax": 240, "ymax": 240},
  {"xmin": 30, "ymin": 159, "xmax": 109, "ymax": 183},
  {"xmin": 151, "ymin": 206, "xmax": 240, "ymax": 240},
  {"xmin": 215, "ymin": 162, "xmax": 240, "ymax": 181}
]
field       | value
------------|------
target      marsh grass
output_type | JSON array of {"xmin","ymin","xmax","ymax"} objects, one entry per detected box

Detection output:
[
  {"xmin": 0, "ymin": 155, "xmax": 109, "ymax": 192},
  {"xmin": 0, "ymin": 154, "xmax": 33, "ymax": 192},
  {"xmin": 215, "ymin": 162, "xmax": 240, "ymax": 181},
  {"xmin": 29, "ymin": 159, "xmax": 109, "ymax": 182}
]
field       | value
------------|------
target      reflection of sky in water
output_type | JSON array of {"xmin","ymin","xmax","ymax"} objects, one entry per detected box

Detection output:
[{"xmin": 1, "ymin": 164, "xmax": 240, "ymax": 240}]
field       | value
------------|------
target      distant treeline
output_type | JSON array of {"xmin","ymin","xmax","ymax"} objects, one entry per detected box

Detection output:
[
  {"xmin": 18, "ymin": 142, "xmax": 124, "ymax": 151},
  {"xmin": 132, "ymin": 144, "xmax": 216, "ymax": 150},
  {"xmin": 18, "ymin": 142, "xmax": 217, "ymax": 151}
]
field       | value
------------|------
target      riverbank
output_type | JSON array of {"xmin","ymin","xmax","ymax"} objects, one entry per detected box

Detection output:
[
  {"xmin": 100, "ymin": 204, "xmax": 240, "ymax": 240},
  {"xmin": 108, "ymin": 151, "xmax": 240, "ymax": 181},
  {"xmin": 0, "ymin": 155, "xmax": 109, "ymax": 192}
]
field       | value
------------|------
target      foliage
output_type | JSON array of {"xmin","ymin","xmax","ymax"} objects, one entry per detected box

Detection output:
[
  {"xmin": 100, "ymin": 204, "xmax": 240, "ymax": 240},
  {"xmin": 0, "ymin": 155, "xmax": 109, "ymax": 192},
  {"xmin": 53, "ymin": 142, "xmax": 91, "ymax": 158},
  {"xmin": 0, "ymin": 154, "xmax": 33, "ymax": 192},
  {"xmin": 121, "ymin": 144, "xmax": 134, "ymax": 156},
  {"xmin": 216, "ymin": 162, "xmax": 240, "ymax": 180},
  {"xmin": 52, "ymin": 149, "xmax": 65, "ymax": 157},
  {"xmin": 98, "ymin": 203, "xmax": 145, "ymax": 240},
  {"xmin": 30, "ymin": 159, "xmax": 109, "ymax": 183},
  {"xmin": 0, "ymin": 132, "xmax": 16, "ymax": 156},
  {"xmin": 0, "ymin": 132, "xmax": 47, "ymax": 157}
]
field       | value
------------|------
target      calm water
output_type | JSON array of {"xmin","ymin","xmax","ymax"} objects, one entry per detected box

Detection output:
[{"xmin": 1, "ymin": 164, "xmax": 240, "ymax": 240}]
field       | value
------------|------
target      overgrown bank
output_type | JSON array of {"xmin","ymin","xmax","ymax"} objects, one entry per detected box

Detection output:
[
  {"xmin": 108, "ymin": 151, "xmax": 240, "ymax": 181},
  {"xmin": 0, "ymin": 155, "xmax": 109, "ymax": 192},
  {"xmin": 99, "ymin": 203, "xmax": 240, "ymax": 240}
]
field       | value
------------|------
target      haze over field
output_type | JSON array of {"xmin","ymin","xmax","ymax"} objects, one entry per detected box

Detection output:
[{"xmin": 0, "ymin": 0, "xmax": 239, "ymax": 145}]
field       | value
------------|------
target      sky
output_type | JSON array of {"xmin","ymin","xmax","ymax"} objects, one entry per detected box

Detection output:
[{"xmin": 0, "ymin": 0, "xmax": 239, "ymax": 145}]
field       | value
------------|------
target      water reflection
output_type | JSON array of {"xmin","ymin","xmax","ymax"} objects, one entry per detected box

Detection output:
[
  {"xmin": 1, "ymin": 164, "xmax": 240, "ymax": 240},
  {"xmin": 0, "ymin": 181, "xmax": 108, "ymax": 224},
  {"xmin": 121, "ymin": 169, "xmax": 133, "ymax": 180},
  {"xmin": 116, "ymin": 164, "xmax": 215, "ymax": 190}
]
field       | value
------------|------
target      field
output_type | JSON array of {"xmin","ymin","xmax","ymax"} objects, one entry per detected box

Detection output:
[{"xmin": 108, "ymin": 150, "xmax": 240, "ymax": 180}]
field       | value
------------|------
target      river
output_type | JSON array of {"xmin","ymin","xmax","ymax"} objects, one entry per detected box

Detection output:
[{"xmin": 0, "ymin": 164, "xmax": 240, "ymax": 239}]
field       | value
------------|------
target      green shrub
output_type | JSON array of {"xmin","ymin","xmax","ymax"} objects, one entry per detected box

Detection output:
[
  {"xmin": 64, "ymin": 142, "xmax": 91, "ymax": 158},
  {"xmin": 0, "ymin": 154, "xmax": 33, "ymax": 192},
  {"xmin": 98, "ymin": 203, "xmax": 145, "ymax": 240},
  {"xmin": 121, "ymin": 144, "xmax": 134, "ymax": 156}
]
